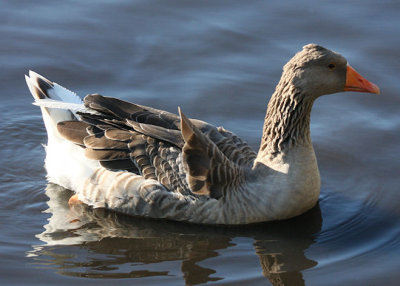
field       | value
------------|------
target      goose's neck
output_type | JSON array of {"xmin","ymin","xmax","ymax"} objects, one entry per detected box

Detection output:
[{"xmin": 256, "ymin": 80, "xmax": 315, "ymax": 163}]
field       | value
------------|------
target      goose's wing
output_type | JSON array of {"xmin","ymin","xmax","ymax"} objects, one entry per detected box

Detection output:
[
  {"xmin": 58, "ymin": 118, "xmax": 191, "ymax": 196},
  {"xmin": 58, "ymin": 94, "xmax": 256, "ymax": 199},
  {"xmin": 83, "ymin": 94, "xmax": 257, "ymax": 166},
  {"xmin": 178, "ymin": 108, "xmax": 246, "ymax": 199}
]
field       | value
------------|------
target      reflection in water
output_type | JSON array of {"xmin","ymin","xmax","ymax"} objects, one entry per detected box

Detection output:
[{"xmin": 28, "ymin": 184, "xmax": 322, "ymax": 285}]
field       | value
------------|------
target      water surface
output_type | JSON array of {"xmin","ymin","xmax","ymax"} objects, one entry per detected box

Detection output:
[{"xmin": 1, "ymin": 1, "xmax": 400, "ymax": 285}]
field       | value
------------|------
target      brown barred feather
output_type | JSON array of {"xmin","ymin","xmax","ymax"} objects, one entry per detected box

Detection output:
[
  {"xmin": 57, "ymin": 120, "xmax": 90, "ymax": 145},
  {"xmin": 99, "ymin": 159, "xmax": 137, "ymax": 171},
  {"xmin": 86, "ymin": 125, "xmax": 103, "ymax": 135},
  {"xmin": 104, "ymin": 129, "xmax": 132, "ymax": 141},
  {"xmin": 84, "ymin": 148, "xmax": 130, "ymax": 161},
  {"xmin": 83, "ymin": 134, "xmax": 129, "ymax": 150},
  {"xmin": 179, "ymin": 108, "xmax": 244, "ymax": 199}
]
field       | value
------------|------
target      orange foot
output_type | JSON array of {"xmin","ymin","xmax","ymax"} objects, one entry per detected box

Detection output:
[{"xmin": 68, "ymin": 194, "xmax": 82, "ymax": 205}]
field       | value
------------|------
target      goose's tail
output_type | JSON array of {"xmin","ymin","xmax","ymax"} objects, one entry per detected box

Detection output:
[
  {"xmin": 25, "ymin": 70, "xmax": 84, "ymax": 140},
  {"xmin": 25, "ymin": 71, "xmax": 98, "ymax": 190}
]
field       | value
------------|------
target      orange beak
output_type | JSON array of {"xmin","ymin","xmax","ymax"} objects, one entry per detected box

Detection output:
[{"xmin": 344, "ymin": 64, "xmax": 380, "ymax": 94}]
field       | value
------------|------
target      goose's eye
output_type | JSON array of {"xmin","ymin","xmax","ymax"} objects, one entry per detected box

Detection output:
[{"xmin": 328, "ymin": 63, "xmax": 336, "ymax": 70}]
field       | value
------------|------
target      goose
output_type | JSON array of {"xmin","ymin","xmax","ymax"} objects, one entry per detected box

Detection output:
[{"xmin": 26, "ymin": 44, "xmax": 379, "ymax": 225}]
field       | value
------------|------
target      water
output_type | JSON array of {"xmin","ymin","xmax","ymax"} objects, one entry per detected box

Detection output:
[{"xmin": 1, "ymin": 1, "xmax": 400, "ymax": 285}]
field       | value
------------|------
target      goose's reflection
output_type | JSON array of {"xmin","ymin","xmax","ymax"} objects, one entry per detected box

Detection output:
[{"xmin": 28, "ymin": 183, "xmax": 322, "ymax": 285}]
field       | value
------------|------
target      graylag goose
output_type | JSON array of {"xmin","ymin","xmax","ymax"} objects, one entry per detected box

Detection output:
[{"xmin": 26, "ymin": 44, "xmax": 379, "ymax": 225}]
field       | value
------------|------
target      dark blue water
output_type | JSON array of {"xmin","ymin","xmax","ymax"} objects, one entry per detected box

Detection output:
[{"xmin": 1, "ymin": 1, "xmax": 400, "ymax": 285}]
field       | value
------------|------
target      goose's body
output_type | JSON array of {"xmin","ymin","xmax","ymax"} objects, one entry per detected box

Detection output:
[{"xmin": 26, "ymin": 44, "xmax": 379, "ymax": 224}]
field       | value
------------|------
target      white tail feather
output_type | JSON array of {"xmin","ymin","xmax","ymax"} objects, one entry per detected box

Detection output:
[
  {"xmin": 33, "ymin": 98, "xmax": 100, "ymax": 115},
  {"xmin": 48, "ymin": 83, "xmax": 83, "ymax": 104},
  {"xmin": 28, "ymin": 70, "xmax": 83, "ymax": 104},
  {"xmin": 26, "ymin": 70, "xmax": 88, "ymax": 119}
]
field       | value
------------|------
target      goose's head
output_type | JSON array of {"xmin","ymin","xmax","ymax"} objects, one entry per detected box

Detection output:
[{"xmin": 282, "ymin": 43, "xmax": 380, "ymax": 99}]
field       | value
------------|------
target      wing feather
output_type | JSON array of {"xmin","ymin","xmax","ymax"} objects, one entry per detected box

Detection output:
[
  {"xmin": 57, "ymin": 93, "xmax": 254, "ymax": 200},
  {"xmin": 57, "ymin": 120, "xmax": 90, "ymax": 146},
  {"xmin": 179, "ymin": 108, "xmax": 245, "ymax": 199}
]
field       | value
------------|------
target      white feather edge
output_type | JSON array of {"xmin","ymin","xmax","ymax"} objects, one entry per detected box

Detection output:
[
  {"xmin": 32, "ymin": 98, "xmax": 101, "ymax": 115},
  {"xmin": 49, "ymin": 83, "xmax": 83, "ymax": 104}
]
